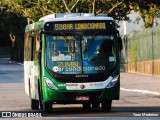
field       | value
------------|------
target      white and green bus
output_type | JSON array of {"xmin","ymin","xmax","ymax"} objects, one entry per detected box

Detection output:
[{"xmin": 24, "ymin": 13, "xmax": 122, "ymax": 113}]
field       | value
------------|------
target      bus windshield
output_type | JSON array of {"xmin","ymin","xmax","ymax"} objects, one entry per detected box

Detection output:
[{"xmin": 45, "ymin": 33, "xmax": 116, "ymax": 74}]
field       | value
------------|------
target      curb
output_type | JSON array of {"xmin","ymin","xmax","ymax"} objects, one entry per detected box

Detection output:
[
  {"xmin": 120, "ymin": 87, "xmax": 160, "ymax": 97},
  {"xmin": 9, "ymin": 61, "xmax": 24, "ymax": 66}
]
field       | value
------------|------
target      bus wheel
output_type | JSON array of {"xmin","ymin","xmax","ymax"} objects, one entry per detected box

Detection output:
[
  {"xmin": 101, "ymin": 100, "xmax": 112, "ymax": 112},
  {"xmin": 82, "ymin": 102, "xmax": 91, "ymax": 108},
  {"xmin": 92, "ymin": 102, "xmax": 100, "ymax": 108},
  {"xmin": 39, "ymin": 99, "xmax": 43, "ymax": 110},
  {"xmin": 38, "ymin": 81, "xmax": 43, "ymax": 110},
  {"xmin": 31, "ymin": 99, "xmax": 39, "ymax": 110},
  {"xmin": 43, "ymin": 102, "xmax": 53, "ymax": 113}
]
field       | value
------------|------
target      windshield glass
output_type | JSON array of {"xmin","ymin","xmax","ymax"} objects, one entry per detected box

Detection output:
[{"xmin": 45, "ymin": 33, "xmax": 116, "ymax": 74}]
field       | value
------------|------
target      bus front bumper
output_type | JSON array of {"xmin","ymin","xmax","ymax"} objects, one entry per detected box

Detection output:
[{"xmin": 43, "ymin": 84, "xmax": 120, "ymax": 103}]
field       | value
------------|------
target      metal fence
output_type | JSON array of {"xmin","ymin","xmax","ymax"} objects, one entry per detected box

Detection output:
[{"xmin": 121, "ymin": 25, "xmax": 160, "ymax": 76}]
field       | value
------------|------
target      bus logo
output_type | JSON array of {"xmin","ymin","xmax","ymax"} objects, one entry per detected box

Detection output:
[
  {"xmin": 53, "ymin": 66, "xmax": 59, "ymax": 72},
  {"xmin": 80, "ymin": 84, "xmax": 85, "ymax": 89},
  {"xmin": 2, "ymin": 112, "xmax": 11, "ymax": 118}
]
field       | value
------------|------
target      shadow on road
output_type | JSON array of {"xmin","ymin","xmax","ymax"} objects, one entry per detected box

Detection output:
[
  {"xmin": 40, "ymin": 106, "xmax": 160, "ymax": 117},
  {"xmin": 4, "ymin": 106, "xmax": 159, "ymax": 117},
  {"xmin": 112, "ymin": 106, "xmax": 160, "ymax": 112}
]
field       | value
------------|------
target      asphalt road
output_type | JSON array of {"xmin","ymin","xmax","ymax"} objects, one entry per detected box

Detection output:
[{"xmin": 0, "ymin": 59, "xmax": 160, "ymax": 119}]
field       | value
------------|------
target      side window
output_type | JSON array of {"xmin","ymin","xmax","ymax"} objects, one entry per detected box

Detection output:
[
  {"xmin": 31, "ymin": 36, "xmax": 34, "ymax": 61},
  {"xmin": 30, "ymin": 31, "xmax": 40, "ymax": 61},
  {"xmin": 24, "ymin": 31, "xmax": 41, "ymax": 61},
  {"xmin": 24, "ymin": 33, "xmax": 29, "ymax": 61},
  {"xmin": 28, "ymin": 33, "xmax": 35, "ymax": 61},
  {"xmin": 36, "ymin": 36, "xmax": 40, "ymax": 52},
  {"xmin": 24, "ymin": 33, "xmax": 32, "ymax": 61},
  {"xmin": 35, "ymin": 35, "xmax": 41, "ymax": 60}
]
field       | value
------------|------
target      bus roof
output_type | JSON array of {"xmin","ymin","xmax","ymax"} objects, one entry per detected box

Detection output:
[
  {"xmin": 25, "ymin": 13, "xmax": 114, "ymax": 32},
  {"xmin": 39, "ymin": 13, "xmax": 114, "ymax": 22}
]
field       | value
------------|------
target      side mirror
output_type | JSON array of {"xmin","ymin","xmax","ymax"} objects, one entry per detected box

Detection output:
[{"xmin": 117, "ymin": 37, "xmax": 123, "ymax": 51}]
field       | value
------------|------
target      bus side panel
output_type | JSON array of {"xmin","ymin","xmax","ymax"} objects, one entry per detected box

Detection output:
[
  {"xmin": 31, "ymin": 31, "xmax": 42, "ymax": 100},
  {"xmin": 24, "ymin": 32, "xmax": 40, "ymax": 99},
  {"xmin": 24, "ymin": 61, "xmax": 30, "ymax": 96},
  {"xmin": 24, "ymin": 33, "xmax": 30, "ymax": 97},
  {"xmin": 24, "ymin": 62, "xmax": 35, "ymax": 98},
  {"xmin": 33, "ymin": 60, "xmax": 41, "ymax": 100}
]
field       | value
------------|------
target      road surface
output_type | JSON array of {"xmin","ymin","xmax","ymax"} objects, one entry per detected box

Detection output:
[{"xmin": 0, "ymin": 59, "xmax": 160, "ymax": 119}]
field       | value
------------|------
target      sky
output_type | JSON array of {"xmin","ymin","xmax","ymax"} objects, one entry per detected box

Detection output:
[{"xmin": 118, "ymin": 11, "xmax": 144, "ymax": 36}]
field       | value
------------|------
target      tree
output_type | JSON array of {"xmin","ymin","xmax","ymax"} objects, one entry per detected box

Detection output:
[
  {"xmin": 129, "ymin": 0, "xmax": 160, "ymax": 28},
  {"xmin": 0, "ymin": 0, "xmax": 136, "ymax": 22},
  {"xmin": 1, "ymin": 0, "xmax": 160, "ymax": 26},
  {"xmin": 0, "ymin": 0, "xmax": 27, "ymax": 61},
  {"xmin": 1, "ymin": 0, "xmax": 160, "ymax": 61},
  {"xmin": 61, "ymin": 0, "xmax": 133, "ymax": 21}
]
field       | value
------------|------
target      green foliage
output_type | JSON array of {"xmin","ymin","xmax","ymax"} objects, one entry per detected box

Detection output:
[
  {"xmin": 0, "ymin": 0, "xmax": 27, "ymax": 61},
  {"xmin": 0, "ymin": 0, "xmax": 136, "ymax": 22},
  {"xmin": 1, "ymin": 0, "xmax": 160, "ymax": 26},
  {"xmin": 129, "ymin": 42, "xmax": 137, "ymax": 62},
  {"xmin": 1, "ymin": 0, "xmax": 160, "ymax": 61},
  {"xmin": 130, "ymin": 0, "xmax": 160, "ymax": 28}
]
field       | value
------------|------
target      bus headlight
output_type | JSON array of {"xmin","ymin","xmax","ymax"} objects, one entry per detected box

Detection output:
[
  {"xmin": 44, "ymin": 77, "xmax": 58, "ymax": 90},
  {"xmin": 106, "ymin": 75, "xmax": 119, "ymax": 88}
]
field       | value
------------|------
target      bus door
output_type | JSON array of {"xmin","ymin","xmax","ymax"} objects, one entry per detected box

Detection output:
[
  {"xmin": 28, "ymin": 36, "xmax": 35, "ymax": 99},
  {"xmin": 29, "ymin": 34, "xmax": 40, "ymax": 100}
]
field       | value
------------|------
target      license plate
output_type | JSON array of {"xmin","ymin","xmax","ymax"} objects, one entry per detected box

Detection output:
[{"xmin": 76, "ymin": 96, "xmax": 89, "ymax": 101}]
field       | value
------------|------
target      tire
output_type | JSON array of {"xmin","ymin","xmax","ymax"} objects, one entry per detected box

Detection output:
[
  {"xmin": 31, "ymin": 99, "xmax": 39, "ymax": 110},
  {"xmin": 82, "ymin": 102, "xmax": 91, "ymax": 108},
  {"xmin": 101, "ymin": 100, "xmax": 112, "ymax": 112},
  {"xmin": 39, "ymin": 98, "xmax": 43, "ymax": 110},
  {"xmin": 43, "ymin": 102, "xmax": 53, "ymax": 113},
  {"xmin": 30, "ymin": 81, "xmax": 39, "ymax": 110},
  {"xmin": 38, "ymin": 81, "xmax": 43, "ymax": 110},
  {"xmin": 92, "ymin": 102, "xmax": 100, "ymax": 108}
]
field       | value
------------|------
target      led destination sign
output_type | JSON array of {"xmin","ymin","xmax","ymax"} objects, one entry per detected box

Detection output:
[
  {"xmin": 44, "ymin": 21, "xmax": 115, "ymax": 32},
  {"xmin": 54, "ymin": 23, "xmax": 106, "ymax": 31}
]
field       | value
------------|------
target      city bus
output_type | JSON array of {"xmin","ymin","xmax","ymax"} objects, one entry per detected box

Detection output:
[{"xmin": 24, "ymin": 13, "xmax": 122, "ymax": 113}]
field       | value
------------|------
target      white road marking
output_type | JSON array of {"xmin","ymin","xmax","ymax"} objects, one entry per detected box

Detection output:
[{"xmin": 120, "ymin": 87, "xmax": 160, "ymax": 96}]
